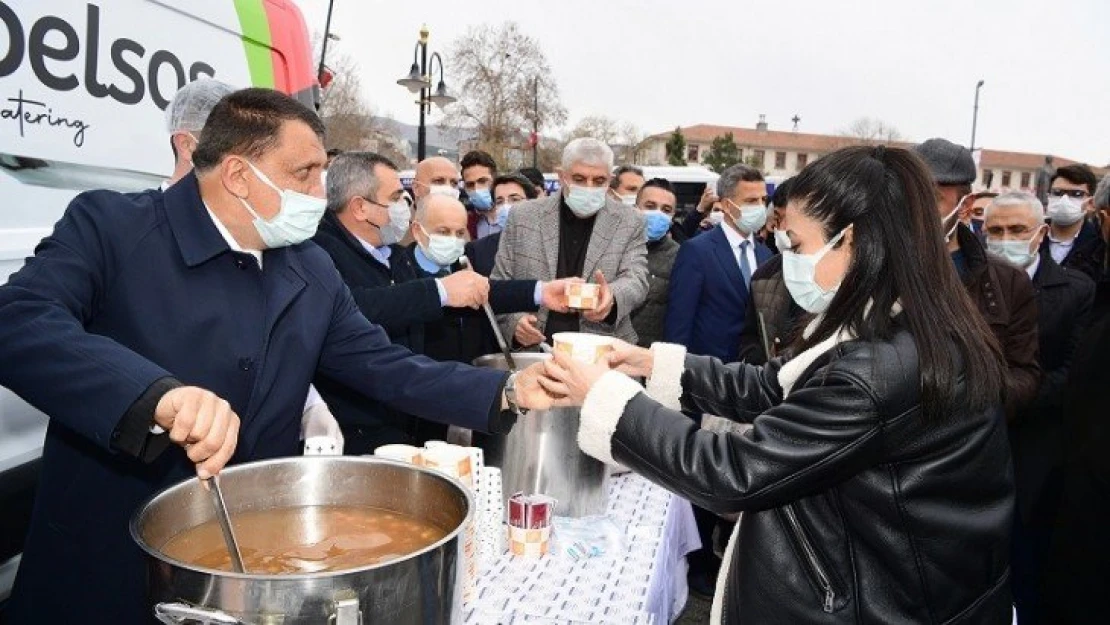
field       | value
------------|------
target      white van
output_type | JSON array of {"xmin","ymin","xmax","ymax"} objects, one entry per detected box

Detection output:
[{"xmin": 0, "ymin": 0, "xmax": 319, "ymax": 601}]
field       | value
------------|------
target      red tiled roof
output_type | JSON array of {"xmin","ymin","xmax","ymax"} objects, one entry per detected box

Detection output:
[{"xmin": 649, "ymin": 124, "xmax": 1107, "ymax": 175}]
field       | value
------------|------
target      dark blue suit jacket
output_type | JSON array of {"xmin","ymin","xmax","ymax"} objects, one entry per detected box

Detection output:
[
  {"xmin": 663, "ymin": 225, "xmax": 773, "ymax": 361},
  {"xmin": 0, "ymin": 175, "xmax": 506, "ymax": 624}
]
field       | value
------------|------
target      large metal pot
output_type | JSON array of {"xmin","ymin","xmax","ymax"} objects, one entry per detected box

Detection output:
[
  {"xmin": 131, "ymin": 456, "xmax": 471, "ymax": 624},
  {"xmin": 473, "ymin": 352, "xmax": 608, "ymax": 517}
]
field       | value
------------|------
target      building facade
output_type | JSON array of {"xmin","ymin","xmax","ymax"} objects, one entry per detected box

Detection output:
[{"xmin": 643, "ymin": 121, "xmax": 1107, "ymax": 191}]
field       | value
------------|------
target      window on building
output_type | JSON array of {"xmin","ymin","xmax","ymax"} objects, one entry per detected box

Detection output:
[
  {"xmin": 753, "ymin": 150, "xmax": 765, "ymax": 167},
  {"xmin": 687, "ymin": 145, "xmax": 700, "ymax": 162},
  {"xmin": 796, "ymin": 153, "xmax": 809, "ymax": 170},
  {"xmin": 1020, "ymin": 172, "xmax": 1031, "ymax": 189},
  {"xmin": 1001, "ymin": 171, "xmax": 1012, "ymax": 188},
  {"xmin": 737, "ymin": 148, "xmax": 744, "ymax": 161},
  {"xmin": 983, "ymin": 169, "xmax": 994, "ymax": 188},
  {"xmin": 775, "ymin": 151, "xmax": 787, "ymax": 169}
]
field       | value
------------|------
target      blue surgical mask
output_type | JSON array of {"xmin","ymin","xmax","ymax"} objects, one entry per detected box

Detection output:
[
  {"xmin": 727, "ymin": 199, "xmax": 768, "ymax": 234},
  {"xmin": 782, "ymin": 226, "xmax": 850, "ymax": 314},
  {"xmin": 470, "ymin": 188, "xmax": 494, "ymax": 211},
  {"xmin": 496, "ymin": 205, "xmax": 512, "ymax": 230},
  {"xmin": 643, "ymin": 210, "xmax": 672, "ymax": 242},
  {"xmin": 565, "ymin": 185, "xmax": 606, "ymax": 217},
  {"xmin": 240, "ymin": 161, "xmax": 326, "ymax": 248},
  {"xmin": 986, "ymin": 235, "xmax": 1038, "ymax": 268}
]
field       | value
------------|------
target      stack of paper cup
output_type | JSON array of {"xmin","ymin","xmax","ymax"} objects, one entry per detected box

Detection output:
[
  {"xmin": 508, "ymin": 493, "xmax": 556, "ymax": 557},
  {"xmin": 553, "ymin": 332, "xmax": 615, "ymax": 365},
  {"xmin": 303, "ymin": 436, "xmax": 342, "ymax": 456},
  {"xmin": 422, "ymin": 444, "xmax": 474, "ymax": 488},
  {"xmin": 566, "ymin": 282, "xmax": 600, "ymax": 310},
  {"xmin": 372, "ymin": 444, "xmax": 424, "ymax": 465},
  {"xmin": 476, "ymin": 467, "xmax": 506, "ymax": 567}
]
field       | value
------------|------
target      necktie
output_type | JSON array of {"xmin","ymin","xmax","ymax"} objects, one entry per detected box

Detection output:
[{"xmin": 739, "ymin": 240, "xmax": 752, "ymax": 288}]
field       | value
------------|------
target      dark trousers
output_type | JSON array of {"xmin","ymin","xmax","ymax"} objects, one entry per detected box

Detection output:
[{"xmin": 1011, "ymin": 511, "xmax": 1052, "ymax": 625}]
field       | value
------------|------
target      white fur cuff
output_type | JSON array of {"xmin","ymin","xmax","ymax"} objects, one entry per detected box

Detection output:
[
  {"xmin": 578, "ymin": 370, "xmax": 643, "ymax": 466},
  {"xmin": 646, "ymin": 342, "xmax": 686, "ymax": 411}
]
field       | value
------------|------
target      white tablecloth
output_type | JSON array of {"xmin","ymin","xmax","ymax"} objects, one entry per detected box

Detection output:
[{"xmin": 464, "ymin": 473, "xmax": 701, "ymax": 624}]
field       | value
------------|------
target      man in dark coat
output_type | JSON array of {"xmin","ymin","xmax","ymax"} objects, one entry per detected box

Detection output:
[
  {"xmin": 914, "ymin": 138, "xmax": 1041, "ymax": 419},
  {"xmin": 629, "ymin": 178, "xmax": 680, "ymax": 347},
  {"xmin": 313, "ymin": 153, "xmax": 567, "ymax": 452},
  {"xmin": 465, "ymin": 172, "xmax": 538, "ymax": 277},
  {"xmin": 0, "ymin": 90, "xmax": 544, "ymax": 624},
  {"xmin": 982, "ymin": 191, "xmax": 1095, "ymax": 623},
  {"xmin": 1040, "ymin": 163, "xmax": 1105, "ymax": 283}
]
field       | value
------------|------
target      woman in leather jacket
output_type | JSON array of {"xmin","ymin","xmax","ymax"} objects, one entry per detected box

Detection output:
[{"xmin": 524, "ymin": 146, "xmax": 1016, "ymax": 624}]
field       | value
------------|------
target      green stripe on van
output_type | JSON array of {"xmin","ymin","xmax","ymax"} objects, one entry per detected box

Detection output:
[{"xmin": 233, "ymin": 0, "xmax": 275, "ymax": 88}]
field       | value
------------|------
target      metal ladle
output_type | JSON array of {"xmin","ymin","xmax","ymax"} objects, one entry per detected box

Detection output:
[
  {"xmin": 206, "ymin": 475, "xmax": 247, "ymax": 573},
  {"xmin": 460, "ymin": 256, "xmax": 517, "ymax": 371}
]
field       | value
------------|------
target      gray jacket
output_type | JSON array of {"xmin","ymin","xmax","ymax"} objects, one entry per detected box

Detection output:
[
  {"xmin": 492, "ymin": 193, "xmax": 649, "ymax": 343},
  {"xmin": 631, "ymin": 237, "xmax": 680, "ymax": 347}
]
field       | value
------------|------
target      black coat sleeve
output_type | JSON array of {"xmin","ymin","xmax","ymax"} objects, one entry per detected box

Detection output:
[
  {"xmin": 489, "ymin": 280, "xmax": 540, "ymax": 315},
  {"xmin": 349, "ymin": 279, "xmax": 444, "ymax": 335}
]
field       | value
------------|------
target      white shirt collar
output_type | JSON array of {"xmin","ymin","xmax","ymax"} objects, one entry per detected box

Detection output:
[
  {"xmin": 719, "ymin": 222, "xmax": 755, "ymax": 248},
  {"xmin": 1025, "ymin": 254, "xmax": 1041, "ymax": 280},
  {"xmin": 203, "ymin": 203, "xmax": 263, "ymax": 269},
  {"xmin": 354, "ymin": 234, "xmax": 392, "ymax": 266}
]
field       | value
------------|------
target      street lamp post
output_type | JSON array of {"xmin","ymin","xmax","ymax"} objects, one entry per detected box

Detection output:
[
  {"xmin": 970, "ymin": 79, "xmax": 985, "ymax": 153},
  {"xmin": 315, "ymin": 0, "xmax": 337, "ymax": 106},
  {"xmin": 532, "ymin": 76, "xmax": 539, "ymax": 168},
  {"xmin": 397, "ymin": 26, "xmax": 455, "ymax": 162}
]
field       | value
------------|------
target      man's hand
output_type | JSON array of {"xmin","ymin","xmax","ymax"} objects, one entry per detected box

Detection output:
[
  {"xmin": 540, "ymin": 277, "xmax": 584, "ymax": 313},
  {"xmin": 513, "ymin": 361, "xmax": 562, "ymax": 412},
  {"xmin": 697, "ymin": 185, "xmax": 718, "ymax": 214},
  {"xmin": 514, "ymin": 314, "xmax": 545, "ymax": 347},
  {"xmin": 154, "ymin": 386, "xmax": 240, "ymax": 479},
  {"xmin": 442, "ymin": 269, "xmax": 490, "ymax": 309},
  {"xmin": 582, "ymin": 271, "xmax": 614, "ymax": 323}
]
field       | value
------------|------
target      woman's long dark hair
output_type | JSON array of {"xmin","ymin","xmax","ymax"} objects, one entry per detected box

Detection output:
[{"xmin": 787, "ymin": 145, "xmax": 1005, "ymax": 420}]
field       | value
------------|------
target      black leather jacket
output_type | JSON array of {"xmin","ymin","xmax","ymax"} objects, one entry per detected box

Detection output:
[{"xmin": 613, "ymin": 328, "xmax": 1014, "ymax": 624}]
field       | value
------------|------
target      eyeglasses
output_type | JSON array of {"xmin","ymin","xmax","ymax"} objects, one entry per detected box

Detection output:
[{"xmin": 1048, "ymin": 188, "xmax": 1089, "ymax": 199}]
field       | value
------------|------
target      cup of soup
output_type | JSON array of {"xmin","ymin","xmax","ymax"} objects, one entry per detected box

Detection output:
[{"xmin": 553, "ymin": 332, "xmax": 614, "ymax": 365}]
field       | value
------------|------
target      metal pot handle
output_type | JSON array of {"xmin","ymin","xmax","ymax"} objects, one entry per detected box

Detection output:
[
  {"xmin": 328, "ymin": 598, "xmax": 362, "ymax": 625},
  {"xmin": 155, "ymin": 602, "xmax": 242, "ymax": 625}
]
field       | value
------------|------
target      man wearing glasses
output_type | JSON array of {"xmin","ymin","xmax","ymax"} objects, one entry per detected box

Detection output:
[{"xmin": 1042, "ymin": 163, "xmax": 1105, "ymax": 282}]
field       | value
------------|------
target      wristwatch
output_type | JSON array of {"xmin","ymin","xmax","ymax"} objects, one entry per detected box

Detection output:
[{"xmin": 504, "ymin": 372, "xmax": 528, "ymax": 416}]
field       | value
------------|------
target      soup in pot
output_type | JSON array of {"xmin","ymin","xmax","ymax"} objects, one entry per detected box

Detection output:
[{"xmin": 160, "ymin": 505, "xmax": 449, "ymax": 574}]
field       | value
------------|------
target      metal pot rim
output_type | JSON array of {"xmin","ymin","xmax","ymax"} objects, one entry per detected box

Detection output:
[{"xmin": 129, "ymin": 456, "xmax": 473, "ymax": 581}]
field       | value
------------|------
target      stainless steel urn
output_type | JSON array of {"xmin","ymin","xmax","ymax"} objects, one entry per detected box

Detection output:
[
  {"xmin": 131, "ymin": 456, "xmax": 471, "ymax": 624},
  {"xmin": 473, "ymin": 352, "xmax": 609, "ymax": 517}
]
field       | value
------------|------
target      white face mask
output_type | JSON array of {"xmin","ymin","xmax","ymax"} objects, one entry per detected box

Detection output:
[
  {"xmin": 986, "ymin": 236, "xmax": 1038, "ymax": 268},
  {"xmin": 565, "ymin": 185, "xmax": 607, "ymax": 217},
  {"xmin": 782, "ymin": 226, "xmax": 850, "ymax": 314},
  {"xmin": 774, "ymin": 228, "xmax": 792, "ymax": 251},
  {"xmin": 418, "ymin": 223, "xmax": 466, "ymax": 267},
  {"xmin": 619, "ymin": 194, "xmax": 637, "ymax": 207},
  {"xmin": 376, "ymin": 198, "xmax": 411, "ymax": 246},
  {"xmin": 726, "ymin": 199, "xmax": 769, "ymax": 234},
  {"xmin": 707, "ymin": 211, "xmax": 725, "ymax": 227},
  {"xmin": 942, "ymin": 193, "xmax": 973, "ymax": 243},
  {"xmin": 1046, "ymin": 195, "xmax": 1085, "ymax": 226},
  {"xmin": 240, "ymin": 161, "xmax": 326, "ymax": 248},
  {"xmin": 426, "ymin": 184, "xmax": 460, "ymax": 200}
]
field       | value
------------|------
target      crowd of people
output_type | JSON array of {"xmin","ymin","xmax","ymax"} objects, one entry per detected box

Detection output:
[{"xmin": 1, "ymin": 78, "xmax": 1108, "ymax": 624}]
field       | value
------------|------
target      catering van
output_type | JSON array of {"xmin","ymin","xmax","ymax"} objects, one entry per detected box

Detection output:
[{"xmin": 0, "ymin": 0, "xmax": 319, "ymax": 602}]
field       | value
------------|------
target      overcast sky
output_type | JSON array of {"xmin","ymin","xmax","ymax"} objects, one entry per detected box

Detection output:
[{"xmin": 295, "ymin": 0, "xmax": 1109, "ymax": 165}]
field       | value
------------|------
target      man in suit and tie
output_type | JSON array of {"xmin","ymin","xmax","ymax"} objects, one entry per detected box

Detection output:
[
  {"xmin": 664, "ymin": 163, "xmax": 774, "ymax": 363},
  {"xmin": 493, "ymin": 138, "xmax": 649, "ymax": 347}
]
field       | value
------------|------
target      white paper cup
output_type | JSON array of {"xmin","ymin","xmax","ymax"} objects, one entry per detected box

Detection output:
[
  {"xmin": 423, "ymin": 445, "xmax": 474, "ymax": 488},
  {"xmin": 303, "ymin": 436, "xmax": 341, "ymax": 456},
  {"xmin": 373, "ymin": 444, "xmax": 424, "ymax": 465},
  {"xmin": 566, "ymin": 282, "xmax": 600, "ymax": 310},
  {"xmin": 553, "ymin": 332, "xmax": 614, "ymax": 365}
]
